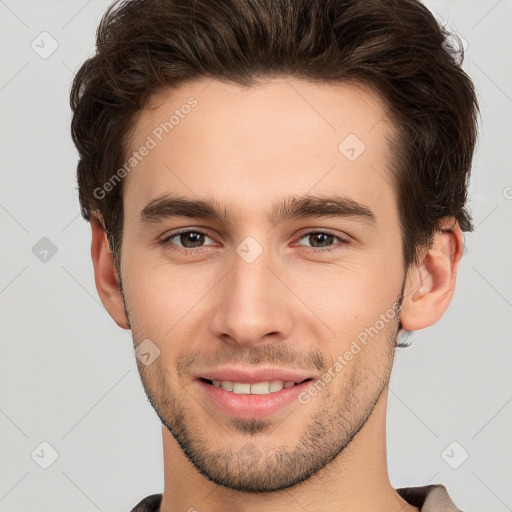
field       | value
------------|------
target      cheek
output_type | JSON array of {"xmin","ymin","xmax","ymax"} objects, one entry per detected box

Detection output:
[
  {"xmin": 122, "ymin": 255, "xmax": 217, "ymax": 340},
  {"xmin": 290, "ymin": 257, "xmax": 401, "ymax": 332}
]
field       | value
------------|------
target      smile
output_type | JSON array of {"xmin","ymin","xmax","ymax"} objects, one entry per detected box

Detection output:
[
  {"xmin": 197, "ymin": 377, "xmax": 314, "ymax": 419},
  {"xmin": 203, "ymin": 378, "xmax": 311, "ymax": 395}
]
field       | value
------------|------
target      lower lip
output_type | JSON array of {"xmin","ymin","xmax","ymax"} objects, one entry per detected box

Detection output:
[{"xmin": 196, "ymin": 379, "xmax": 312, "ymax": 419}]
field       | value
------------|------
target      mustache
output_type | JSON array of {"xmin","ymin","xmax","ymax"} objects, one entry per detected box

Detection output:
[{"xmin": 176, "ymin": 343, "xmax": 329, "ymax": 379}]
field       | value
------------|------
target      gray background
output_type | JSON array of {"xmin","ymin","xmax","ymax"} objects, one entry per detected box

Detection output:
[{"xmin": 0, "ymin": 0, "xmax": 511, "ymax": 510}]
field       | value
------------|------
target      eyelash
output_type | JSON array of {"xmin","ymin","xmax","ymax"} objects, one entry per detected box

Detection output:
[{"xmin": 159, "ymin": 228, "xmax": 350, "ymax": 255}]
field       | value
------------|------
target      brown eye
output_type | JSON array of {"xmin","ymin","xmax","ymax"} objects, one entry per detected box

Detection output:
[
  {"xmin": 161, "ymin": 229, "xmax": 215, "ymax": 252},
  {"xmin": 307, "ymin": 232, "xmax": 336, "ymax": 248},
  {"xmin": 295, "ymin": 231, "xmax": 349, "ymax": 253},
  {"xmin": 178, "ymin": 231, "xmax": 206, "ymax": 248}
]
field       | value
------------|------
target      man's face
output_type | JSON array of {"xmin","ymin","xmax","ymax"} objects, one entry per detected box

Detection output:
[{"xmin": 120, "ymin": 78, "xmax": 405, "ymax": 492}]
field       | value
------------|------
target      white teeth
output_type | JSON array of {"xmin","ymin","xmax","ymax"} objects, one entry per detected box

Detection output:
[
  {"xmin": 209, "ymin": 379, "xmax": 301, "ymax": 394},
  {"xmin": 232, "ymin": 383, "xmax": 251, "ymax": 394},
  {"xmin": 270, "ymin": 380, "xmax": 284, "ymax": 392},
  {"xmin": 250, "ymin": 382, "xmax": 271, "ymax": 394},
  {"xmin": 220, "ymin": 381, "xmax": 233, "ymax": 391}
]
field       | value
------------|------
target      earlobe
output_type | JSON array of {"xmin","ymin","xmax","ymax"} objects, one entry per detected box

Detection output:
[
  {"xmin": 90, "ymin": 215, "xmax": 130, "ymax": 330},
  {"xmin": 400, "ymin": 218, "xmax": 464, "ymax": 332}
]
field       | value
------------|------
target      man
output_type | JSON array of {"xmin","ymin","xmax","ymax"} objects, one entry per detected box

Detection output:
[{"xmin": 70, "ymin": 0, "xmax": 478, "ymax": 510}]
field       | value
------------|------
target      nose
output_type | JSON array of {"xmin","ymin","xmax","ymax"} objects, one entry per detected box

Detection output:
[{"xmin": 209, "ymin": 247, "xmax": 294, "ymax": 348}]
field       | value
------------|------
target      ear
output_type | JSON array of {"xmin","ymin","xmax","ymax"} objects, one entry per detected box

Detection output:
[
  {"xmin": 400, "ymin": 217, "xmax": 465, "ymax": 331},
  {"xmin": 90, "ymin": 215, "xmax": 130, "ymax": 330}
]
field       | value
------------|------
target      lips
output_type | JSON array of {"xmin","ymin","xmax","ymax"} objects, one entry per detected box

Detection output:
[{"xmin": 193, "ymin": 366, "xmax": 316, "ymax": 419}]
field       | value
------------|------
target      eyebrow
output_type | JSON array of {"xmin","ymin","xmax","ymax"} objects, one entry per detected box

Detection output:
[{"xmin": 139, "ymin": 193, "xmax": 377, "ymax": 227}]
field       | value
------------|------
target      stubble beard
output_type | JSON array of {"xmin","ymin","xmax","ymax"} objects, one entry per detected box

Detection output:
[{"xmin": 133, "ymin": 328, "xmax": 397, "ymax": 493}]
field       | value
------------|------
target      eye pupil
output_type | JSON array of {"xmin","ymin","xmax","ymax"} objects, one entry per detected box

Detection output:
[
  {"xmin": 181, "ymin": 232, "xmax": 204, "ymax": 248},
  {"xmin": 310, "ymin": 233, "xmax": 334, "ymax": 247}
]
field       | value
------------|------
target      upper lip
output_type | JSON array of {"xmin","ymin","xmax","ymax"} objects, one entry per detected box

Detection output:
[{"xmin": 195, "ymin": 366, "xmax": 315, "ymax": 384}]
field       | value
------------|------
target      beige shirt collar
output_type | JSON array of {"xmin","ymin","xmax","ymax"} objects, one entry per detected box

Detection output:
[{"xmin": 396, "ymin": 484, "xmax": 463, "ymax": 511}]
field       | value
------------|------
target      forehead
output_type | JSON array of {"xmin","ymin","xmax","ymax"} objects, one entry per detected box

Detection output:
[{"xmin": 122, "ymin": 77, "xmax": 397, "ymax": 225}]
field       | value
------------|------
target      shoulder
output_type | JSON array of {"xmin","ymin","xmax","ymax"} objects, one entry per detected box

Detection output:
[
  {"xmin": 128, "ymin": 493, "xmax": 163, "ymax": 512},
  {"xmin": 396, "ymin": 484, "xmax": 463, "ymax": 511}
]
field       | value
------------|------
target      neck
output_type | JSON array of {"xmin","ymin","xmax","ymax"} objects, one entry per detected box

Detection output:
[{"xmin": 159, "ymin": 388, "xmax": 418, "ymax": 512}]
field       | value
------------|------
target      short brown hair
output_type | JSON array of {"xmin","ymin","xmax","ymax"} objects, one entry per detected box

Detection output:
[{"xmin": 70, "ymin": 0, "xmax": 479, "ymax": 273}]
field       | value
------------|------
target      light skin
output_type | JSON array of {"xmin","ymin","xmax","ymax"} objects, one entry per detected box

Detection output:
[{"xmin": 90, "ymin": 77, "xmax": 464, "ymax": 512}]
